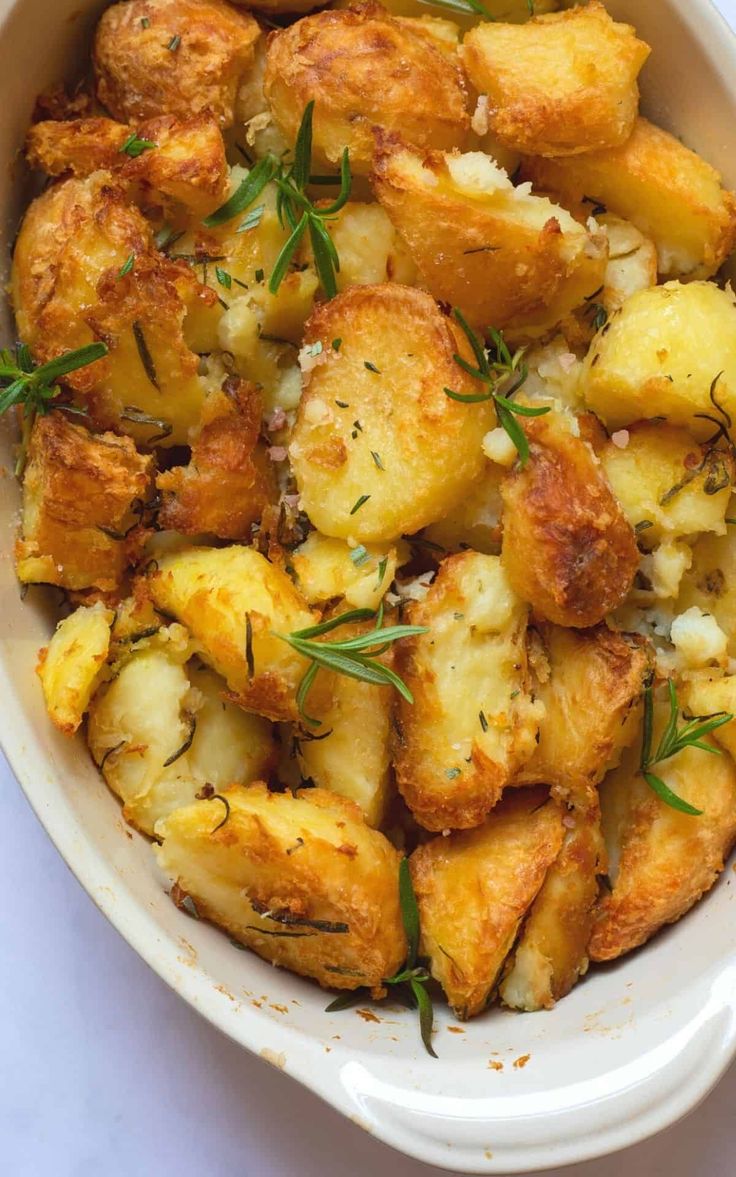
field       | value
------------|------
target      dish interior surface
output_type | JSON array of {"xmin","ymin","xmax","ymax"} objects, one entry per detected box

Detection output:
[{"xmin": 2, "ymin": 0, "xmax": 736, "ymax": 1172}]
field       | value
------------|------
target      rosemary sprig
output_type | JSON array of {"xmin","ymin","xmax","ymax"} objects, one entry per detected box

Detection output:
[
  {"xmin": 417, "ymin": 0, "xmax": 495, "ymax": 18},
  {"xmin": 443, "ymin": 308, "xmax": 549, "ymax": 466},
  {"xmin": 202, "ymin": 154, "xmax": 278, "ymax": 229},
  {"xmin": 640, "ymin": 680, "xmax": 732, "ymax": 816},
  {"xmin": 277, "ymin": 606, "xmax": 427, "ymax": 728},
  {"xmin": 0, "ymin": 341, "xmax": 107, "ymax": 475}
]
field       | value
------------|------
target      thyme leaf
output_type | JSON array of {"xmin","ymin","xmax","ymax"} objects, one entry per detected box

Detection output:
[{"xmin": 119, "ymin": 133, "xmax": 157, "ymax": 158}]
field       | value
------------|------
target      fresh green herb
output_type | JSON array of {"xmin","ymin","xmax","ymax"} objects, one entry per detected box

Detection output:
[
  {"xmin": 245, "ymin": 613, "xmax": 255, "ymax": 679},
  {"xmin": 364, "ymin": 361, "xmax": 380, "ymax": 374},
  {"xmin": 278, "ymin": 606, "xmax": 428, "ymax": 728},
  {"xmin": 444, "ymin": 308, "xmax": 549, "ymax": 467},
  {"xmin": 163, "ymin": 714, "xmax": 197, "ymax": 767},
  {"xmin": 370, "ymin": 450, "xmax": 384, "ymax": 470},
  {"xmin": 251, "ymin": 899, "xmax": 348, "ymax": 934},
  {"xmin": 376, "ymin": 555, "xmax": 389, "ymax": 589},
  {"xmin": 350, "ymin": 494, "xmax": 370, "ymax": 515},
  {"xmin": 269, "ymin": 102, "xmax": 352, "ymax": 298},
  {"xmin": 350, "ymin": 544, "xmax": 370, "ymax": 568},
  {"xmin": 119, "ymin": 132, "xmax": 157, "ymax": 158},
  {"xmin": 445, "ymin": 767, "xmax": 461, "ymax": 779},
  {"xmin": 203, "ymin": 154, "xmax": 277, "ymax": 228},
  {"xmin": 332, "ymin": 338, "xmax": 342, "ymax": 351},
  {"xmin": 140, "ymin": 16, "xmax": 150, "ymax": 27},
  {"xmin": 120, "ymin": 405, "xmax": 172, "ymax": 444},
  {"xmin": 238, "ymin": 203, "xmax": 265, "ymax": 234},
  {"xmin": 167, "ymin": 33, "xmax": 181, "ymax": 51},
  {"xmin": 117, "ymin": 252, "xmax": 135, "ymax": 279},
  {"xmin": 215, "ymin": 266, "xmax": 232, "ymax": 289},
  {"xmin": 527, "ymin": 0, "xmax": 535, "ymax": 14},
  {"xmin": 479, "ymin": 710, "xmax": 488, "ymax": 732},
  {"xmin": 132, "ymin": 321, "xmax": 159, "ymax": 390},
  {"xmin": 254, "ymin": 268, "xmax": 264, "ymax": 283},
  {"xmin": 154, "ymin": 224, "xmax": 184, "ymax": 253},
  {"xmin": 417, "ymin": 0, "xmax": 494, "ymax": 18},
  {"xmin": 640, "ymin": 680, "xmax": 733, "ymax": 815}
]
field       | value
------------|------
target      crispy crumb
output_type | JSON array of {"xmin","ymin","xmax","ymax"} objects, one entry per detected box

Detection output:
[{"xmin": 513, "ymin": 1053, "xmax": 531, "ymax": 1069}]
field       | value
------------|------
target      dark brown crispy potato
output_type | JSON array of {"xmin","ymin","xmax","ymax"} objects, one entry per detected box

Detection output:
[
  {"xmin": 263, "ymin": 3, "xmax": 469, "ymax": 175},
  {"xmin": 501, "ymin": 409, "xmax": 639, "ymax": 627},
  {"xmin": 94, "ymin": 0, "xmax": 260, "ymax": 128},
  {"xmin": 16, "ymin": 412, "xmax": 152, "ymax": 592},
  {"xmin": 157, "ymin": 379, "xmax": 276, "ymax": 540}
]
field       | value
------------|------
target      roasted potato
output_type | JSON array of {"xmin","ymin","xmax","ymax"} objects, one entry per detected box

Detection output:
[
  {"xmin": 520, "ymin": 118, "xmax": 736, "ymax": 280},
  {"xmin": 147, "ymin": 545, "xmax": 316, "ymax": 722},
  {"xmin": 589, "ymin": 691, "xmax": 736, "ymax": 961},
  {"xmin": 420, "ymin": 460, "xmax": 504, "ymax": 555},
  {"xmin": 393, "ymin": 552, "xmax": 543, "ymax": 832},
  {"xmin": 88, "ymin": 645, "xmax": 275, "ymax": 836},
  {"xmin": 499, "ymin": 810, "xmax": 602, "ymax": 1011},
  {"xmin": 601, "ymin": 423, "xmax": 734, "ymax": 548},
  {"xmin": 291, "ymin": 531, "xmax": 406, "ymax": 611},
  {"xmin": 373, "ymin": 138, "xmax": 607, "ymax": 331},
  {"xmin": 683, "ymin": 675, "xmax": 736, "ymax": 762},
  {"xmin": 410, "ymin": 789, "xmax": 564, "ymax": 1018},
  {"xmin": 94, "ymin": 0, "xmax": 260, "ymax": 129},
  {"xmin": 157, "ymin": 379, "xmax": 276, "ymax": 541},
  {"xmin": 500, "ymin": 408, "xmax": 639, "ymax": 627},
  {"xmin": 325, "ymin": 203, "xmax": 418, "ymax": 291},
  {"xmin": 669, "ymin": 605, "xmax": 729, "ymax": 671},
  {"xmin": 263, "ymin": 4, "xmax": 469, "ymax": 175},
  {"xmin": 11, "ymin": 172, "xmax": 208, "ymax": 445},
  {"xmin": 583, "ymin": 282, "xmax": 736, "ymax": 439},
  {"xmin": 516, "ymin": 624, "xmax": 650, "ymax": 806},
  {"xmin": 599, "ymin": 214, "xmax": 658, "ymax": 314},
  {"xmin": 677, "ymin": 531, "xmax": 736, "ymax": 657},
  {"xmin": 37, "ymin": 602, "xmax": 114, "ymax": 734},
  {"xmin": 462, "ymin": 2, "xmax": 649, "ymax": 158},
  {"xmin": 289, "ymin": 284, "xmax": 494, "ymax": 542},
  {"xmin": 156, "ymin": 783, "xmax": 406, "ymax": 992},
  {"xmin": 16, "ymin": 412, "xmax": 152, "ymax": 592}
]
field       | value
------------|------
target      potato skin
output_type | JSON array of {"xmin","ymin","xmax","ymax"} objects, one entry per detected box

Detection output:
[
  {"xmin": 394, "ymin": 552, "xmax": 542, "ymax": 832},
  {"xmin": 289, "ymin": 284, "xmax": 493, "ymax": 543},
  {"xmin": 520, "ymin": 118, "xmax": 736, "ymax": 280},
  {"xmin": 37, "ymin": 602, "xmax": 114, "ymax": 734},
  {"xmin": 583, "ymin": 282, "xmax": 736, "ymax": 441},
  {"xmin": 516, "ymin": 624, "xmax": 651, "ymax": 806},
  {"xmin": 156, "ymin": 783, "xmax": 406, "ymax": 992},
  {"xmin": 500, "ymin": 409, "xmax": 639, "ymax": 627},
  {"xmin": 590, "ymin": 697, "xmax": 736, "ymax": 962},
  {"xmin": 147, "ymin": 545, "xmax": 316, "ymax": 722},
  {"xmin": 94, "ymin": 0, "xmax": 260, "ymax": 129},
  {"xmin": 410, "ymin": 788, "xmax": 564, "ymax": 1018},
  {"xmin": 462, "ymin": 2, "xmax": 649, "ymax": 158},
  {"xmin": 157, "ymin": 379, "xmax": 276, "ymax": 541},
  {"xmin": 263, "ymin": 3, "xmax": 469, "ymax": 175},
  {"xmin": 373, "ymin": 137, "xmax": 606, "ymax": 331},
  {"xmin": 16, "ymin": 412, "xmax": 152, "ymax": 592}
]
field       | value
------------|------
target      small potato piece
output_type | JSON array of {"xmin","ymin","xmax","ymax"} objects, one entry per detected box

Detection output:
[
  {"xmin": 325, "ymin": 203, "xmax": 418, "ymax": 291},
  {"xmin": 94, "ymin": 0, "xmax": 260, "ymax": 129},
  {"xmin": 600, "ymin": 215, "xmax": 657, "ymax": 314},
  {"xmin": 516, "ymin": 624, "xmax": 650, "ymax": 805},
  {"xmin": 26, "ymin": 117, "xmax": 130, "ymax": 176},
  {"xmin": 410, "ymin": 789, "xmax": 564, "ymax": 1018},
  {"xmin": 462, "ymin": 2, "xmax": 649, "ymax": 158},
  {"xmin": 601, "ymin": 423, "xmax": 734, "ymax": 547},
  {"xmin": 394, "ymin": 553, "xmax": 542, "ymax": 832},
  {"xmin": 499, "ymin": 811, "xmax": 602, "ymax": 1011},
  {"xmin": 16, "ymin": 412, "xmax": 152, "ymax": 592},
  {"xmin": 677, "ymin": 532, "xmax": 736, "ymax": 657},
  {"xmin": 263, "ymin": 4, "xmax": 469, "ymax": 175},
  {"xmin": 583, "ymin": 282, "xmax": 736, "ymax": 439},
  {"xmin": 148, "ymin": 545, "xmax": 316, "ymax": 721},
  {"xmin": 520, "ymin": 118, "xmax": 736, "ymax": 280},
  {"xmin": 500, "ymin": 409, "xmax": 638, "ymax": 627},
  {"xmin": 683, "ymin": 676, "xmax": 736, "ymax": 762},
  {"xmin": 590, "ymin": 694, "xmax": 736, "ymax": 961},
  {"xmin": 157, "ymin": 379, "xmax": 276, "ymax": 541},
  {"xmin": 421, "ymin": 461, "xmax": 504, "ymax": 555},
  {"xmin": 292, "ymin": 532, "xmax": 405, "ymax": 611},
  {"xmin": 156, "ymin": 783, "xmax": 406, "ymax": 992},
  {"xmin": 289, "ymin": 284, "xmax": 494, "ymax": 542},
  {"xmin": 88, "ymin": 650, "xmax": 275, "ymax": 835},
  {"xmin": 373, "ymin": 139, "xmax": 606, "ymax": 331},
  {"xmin": 37, "ymin": 603, "xmax": 114, "ymax": 734}
]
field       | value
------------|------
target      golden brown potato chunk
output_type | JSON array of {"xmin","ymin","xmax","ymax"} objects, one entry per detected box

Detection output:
[
  {"xmin": 500, "ymin": 409, "xmax": 639, "ymax": 627},
  {"xmin": 462, "ymin": 2, "xmax": 649, "ymax": 158},
  {"xmin": 156, "ymin": 783, "xmax": 406, "ymax": 992},
  {"xmin": 16, "ymin": 412, "xmax": 152, "ymax": 592},
  {"xmin": 289, "ymin": 284, "xmax": 493, "ymax": 543},
  {"xmin": 583, "ymin": 282, "xmax": 736, "ymax": 441},
  {"xmin": 37, "ymin": 602, "xmax": 114, "ymax": 734},
  {"xmin": 516, "ymin": 624, "xmax": 651, "ymax": 806},
  {"xmin": 263, "ymin": 4, "xmax": 469, "ymax": 175},
  {"xmin": 589, "ymin": 692, "xmax": 736, "ymax": 962},
  {"xmin": 394, "ymin": 552, "xmax": 542, "ymax": 832},
  {"xmin": 677, "ymin": 532, "xmax": 736, "ymax": 658},
  {"xmin": 520, "ymin": 118, "xmax": 736, "ymax": 280},
  {"xmin": 410, "ymin": 789, "xmax": 564, "ymax": 1018},
  {"xmin": 157, "ymin": 379, "xmax": 276, "ymax": 541},
  {"xmin": 500, "ymin": 810, "xmax": 602, "ymax": 1011},
  {"xmin": 373, "ymin": 138, "xmax": 606, "ymax": 332},
  {"xmin": 11, "ymin": 172, "xmax": 208, "ymax": 445},
  {"xmin": 26, "ymin": 114, "xmax": 229, "ymax": 215},
  {"xmin": 291, "ymin": 531, "xmax": 406, "ymax": 612},
  {"xmin": 94, "ymin": 0, "xmax": 260, "ymax": 128},
  {"xmin": 147, "ymin": 545, "xmax": 316, "ymax": 722}
]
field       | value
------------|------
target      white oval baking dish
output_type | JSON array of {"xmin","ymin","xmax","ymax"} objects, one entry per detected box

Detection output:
[{"xmin": 2, "ymin": 0, "xmax": 736, "ymax": 1171}]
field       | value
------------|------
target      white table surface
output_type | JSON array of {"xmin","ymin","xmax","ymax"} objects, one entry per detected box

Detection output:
[{"xmin": 4, "ymin": 2, "xmax": 736, "ymax": 1174}]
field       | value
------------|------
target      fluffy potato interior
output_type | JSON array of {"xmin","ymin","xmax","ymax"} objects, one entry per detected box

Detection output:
[
  {"xmin": 394, "ymin": 552, "xmax": 543, "ymax": 832},
  {"xmin": 420, "ymin": 460, "xmax": 504, "ymax": 555},
  {"xmin": 37, "ymin": 603, "xmax": 114, "ymax": 734},
  {"xmin": 677, "ymin": 531, "xmax": 736, "ymax": 657},
  {"xmin": 291, "ymin": 531, "xmax": 406, "ymax": 611},
  {"xmin": 410, "ymin": 788, "xmax": 564, "ymax": 1018},
  {"xmin": 156, "ymin": 783, "xmax": 406, "ymax": 991}
]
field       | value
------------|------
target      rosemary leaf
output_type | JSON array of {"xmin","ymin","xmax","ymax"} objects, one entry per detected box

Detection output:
[{"xmin": 203, "ymin": 154, "xmax": 277, "ymax": 228}]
